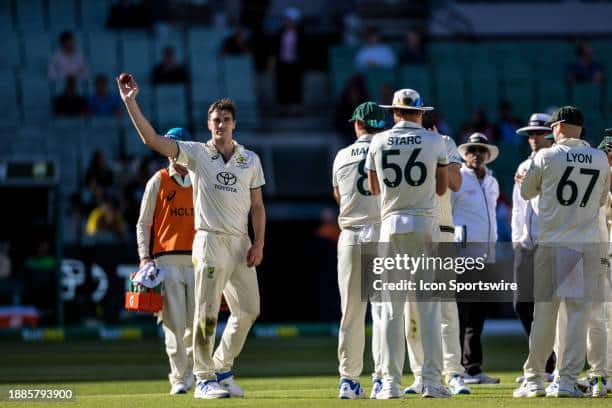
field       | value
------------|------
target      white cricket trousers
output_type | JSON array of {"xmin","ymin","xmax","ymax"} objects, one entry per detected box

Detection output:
[
  {"xmin": 524, "ymin": 245, "xmax": 604, "ymax": 384},
  {"xmin": 405, "ymin": 230, "xmax": 463, "ymax": 380},
  {"xmin": 192, "ymin": 231, "xmax": 260, "ymax": 381},
  {"xmin": 156, "ymin": 254, "xmax": 195, "ymax": 386},
  {"xmin": 381, "ymin": 230, "xmax": 442, "ymax": 385},
  {"xmin": 337, "ymin": 226, "xmax": 382, "ymax": 382}
]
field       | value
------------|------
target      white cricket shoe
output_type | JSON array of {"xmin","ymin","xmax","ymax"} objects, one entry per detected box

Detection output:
[
  {"xmin": 170, "ymin": 383, "xmax": 187, "ymax": 395},
  {"xmin": 370, "ymin": 378, "xmax": 382, "ymax": 399},
  {"xmin": 513, "ymin": 381, "xmax": 545, "ymax": 398},
  {"xmin": 464, "ymin": 372, "xmax": 500, "ymax": 384},
  {"xmin": 194, "ymin": 380, "xmax": 230, "ymax": 399},
  {"xmin": 447, "ymin": 375, "xmax": 471, "ymax": 395},
  {"xmin": 376, "ymin": 380, "xmax": 402, "ymax": 399},
  {"xmin": 216, "ymin": 372, "xmax": 244, "ymax": 398},
  {"xmin": 589, "ymin": 377, "xmax": 607, "ymax": 397},
  {"xmin": 548, "ymin": 381, "xmax": 584, "ymax": 398},
  {"xmin": 403, "ymin": 377, "xmax": 423, "ymax": 394},
  {"xmin": 516, "ymin": 373, "xmax": 554, "ymax": 383},
  {"xmin": 545, "ymin": 379, "xmax": 559, "ymax": 396},
  {"xmin": 338, "ymin": 379, "xmax": 365, "ymax": 399},
  {"xmin": 422, "ymin": 382, "xmax": 451, "ymax": 398}
]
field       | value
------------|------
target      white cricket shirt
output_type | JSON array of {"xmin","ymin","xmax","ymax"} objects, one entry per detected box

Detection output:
[
  {"xmin": 332, "ymin": 134, "xmax": 380, "ymax": 229},
  {"xmin": 176, "ymin": 140, "xmax": 265, "ymax": 236},
  {"xmin": 365, "ymin": 120, "xmax": 449, "ymax": 222},
  {"xmin": 521, "ymin": 138, "xmax": 610, "ymax": 244}
]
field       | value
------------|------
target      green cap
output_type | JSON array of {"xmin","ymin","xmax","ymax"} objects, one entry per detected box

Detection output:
[
  {"xmin": 544, "ymin": 133, "xmax": 555, "ymax": 141},
  {"xmin": 349, "ymin": 102, "xmax": 386, "ymax": 129},
  {"xmin": 546, "ymin": 106, "xmax": 584, "ymax": 128},
  {"xmin": 596, "ymin": 128, "xmax": 612, "ymax": 150}
]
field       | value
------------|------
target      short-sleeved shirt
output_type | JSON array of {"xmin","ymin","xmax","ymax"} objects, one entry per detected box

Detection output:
[
  {"xmin": 520, "ymin": 138, "xmax": 610, "ymax": 244},
  {"xmin": 332, "ymin": 134, "xmax": 380, "ymax": 229},
  {"xmin": 365, "ymin": 121, "xmax": 448, "ymax": 221},
  {"xmin": 437, "ymin": 135, "xmax": 462, "ymax": 228},
  {"xmin": 176, "ymin": 140, "xmax": 265, "ymax": 236}
]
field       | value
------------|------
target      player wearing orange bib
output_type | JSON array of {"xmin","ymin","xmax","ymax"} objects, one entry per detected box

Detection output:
[{"xmin": 136, "ymin": 128, "xmax": 196, "ymax": 395}]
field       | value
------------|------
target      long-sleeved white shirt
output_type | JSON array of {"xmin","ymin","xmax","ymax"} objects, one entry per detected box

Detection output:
[
  {"xmin": 512, "ymin": 154, "xmax": 539, "ymax": 248},
  {"xmin": 520, "ymin": 138, "xmax": 610, "ymax": 245},
  {"xmin": 136, "ymin": 166, "xmax": 192, "ymax": 261},
  {"xmin": 451, "ymin": 164, "xmax": 499, "ymax": 243}
]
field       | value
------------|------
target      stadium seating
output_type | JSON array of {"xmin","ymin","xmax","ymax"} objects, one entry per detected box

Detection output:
[
  {"xmin": 81, "ymin": 0, "xmax": 112, "ymax": 31},
  {"xmin": 221, "ymin": 56, "xmax": 258, "ymax": 126},
  {"xmin": 500, "ymin": 60, "xmax": 535, "ymax": 120},
  {"xmin": 23, "ymin": 32, "xmax": 53, "ymax": 75},
  {"xmin": 119, "ymin": 32, "xmax": 151, "ymax": 79},
  {"xmin": 0, "ymin": 32, "xmax": 21, "ymax": 69},
  {"xmin": 19, "ymin": 71, "xmax": 52, "ymax": 124},
  {"xmin": 468, "ymin": 62, "xmax": 500, "ymax": 121},
  {"xmin": 570, "ymin": 82, "xmax": 602, "ymax": 115},
  {"xmin": 399, "ymin": 65, "xmax": 432, "ymax": 102},
  {"xmin": 153, "ymin": 85, "xmax": 188, "ymax": 129},
  {"xmin": 15, "ymin": 0, "xmax": 45, "ymax": 32},
  {"xmin": 85, "ymin": 32, "xmax": 119, "ymax": 77},
  {"xmin": 0, "ymin": 69, "xmax": 19, "ymax": 126},
  {"xmin": 49, "ymin": 0, "xmax": 78, "ymax": 31},
  {"xmin": 365, "ymin": 68, "xmax": 397, "ymax": 104},
  {"xmin": 433, "ymin": 65, "xmax": 467, "ymax": 131}
]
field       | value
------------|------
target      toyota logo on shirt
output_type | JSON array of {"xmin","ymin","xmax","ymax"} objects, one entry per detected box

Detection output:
[{"xmin": 216, "ymin": 172, "xmax": 237, "ymax": 186}]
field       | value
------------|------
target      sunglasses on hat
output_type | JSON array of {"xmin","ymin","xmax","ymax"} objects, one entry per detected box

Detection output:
[{"xmin": 466, "ymin": 146, "xmax": 489, "ymax": 154}]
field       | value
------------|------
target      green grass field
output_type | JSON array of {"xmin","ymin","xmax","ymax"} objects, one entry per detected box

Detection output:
[{"xmin": 0, "ymin": 335, "xmax": 608, "ymax": 406}]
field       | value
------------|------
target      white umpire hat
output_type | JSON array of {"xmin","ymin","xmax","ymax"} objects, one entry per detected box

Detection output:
[
  {"xmin": 516, "ymin": 113, "xmax": 552, "ymax": 136},
  {"xmin": 379, "ymin": 88, "xmax": 434, "ymax": 111},
  {"xmin": 458, "ymin": 133, "xmax": 499, "ymax": 164}
]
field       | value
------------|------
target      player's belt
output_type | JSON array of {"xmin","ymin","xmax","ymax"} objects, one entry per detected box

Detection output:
[{"xmin": 439, "ymin": 225, "xmax": 454, "ymax": 233}]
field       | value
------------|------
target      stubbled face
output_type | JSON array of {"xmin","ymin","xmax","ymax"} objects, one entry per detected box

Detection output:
[
  {"xmin": 207, "ymin": 109, "xmax": 235, "ymax": 142},
  {"xmin": 465, "ymin": 146, "xmax": 489, "ymax": 170},
  {"xmin": 527, "ymin": 131, "xmax": 552, "ymax": 152}
]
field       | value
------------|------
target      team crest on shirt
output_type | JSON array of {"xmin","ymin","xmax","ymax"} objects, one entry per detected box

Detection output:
[
  {"xmin": 207, "ymin": 266, "xmax": 215, "ymax": 279},
  {"xmin": 234, "ymin": 152, "xmax": 250, "ymax": 168}
]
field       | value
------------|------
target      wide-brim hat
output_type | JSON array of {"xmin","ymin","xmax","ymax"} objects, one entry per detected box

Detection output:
[
  {"xmin": 516, "ymin": 113, "xmax": 552, "ymax": 136},
  {"xmin": 458, "ymin": 133, "xmax": 499, "ymax": 164},
  {"xmin": 379, "ymin": 88, "xmax": 433, "ymax": 111}
]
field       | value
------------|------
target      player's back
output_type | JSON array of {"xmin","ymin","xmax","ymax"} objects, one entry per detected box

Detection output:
[
  {"xmin": 333, "ymin": 135, "xmax": 380, "ymax": 229},
  {"xmin": 535, "ymin": 139, "xmax": 609, "ymax": 244},
  {"xmin": 368, "ymin": 122, "xmax": 448, "ymax": 220}
]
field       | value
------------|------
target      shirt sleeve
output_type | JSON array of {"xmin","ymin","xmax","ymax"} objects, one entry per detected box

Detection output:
[
  {"xmin": 250, "ymin": 153, "xmax": 266, "ymax": 189},
  {"xmin": 437, "ymin": 138, "xmax": 449, "ymax": 166},
  {"xmin": 520, "ymin": 152, "xmax": 543, "ymax": 201},
  {"xmin": 175, "ymin": 141, "xmax": 199, "ymax": 171},
  {"xmin": 511, "ymin": 181, "xmax": 527, "ymax": 243},
  {"xmin": 136, "ymin": 172, "xmax": 161, "ymax": 261},
  {"xmin": 599, "ymin": 164, "xmax": 611, "ymax": 208},
  {"xmin": 365, "ymin": 142, "xmax": 376, "ymax": 172},
  {"xmin": 444, "ymin": 136, "xmax": 462, "ymax": 165},
  {"xmin": 332, "ymin": 152, "xmax": 340, "ymax": 187}
]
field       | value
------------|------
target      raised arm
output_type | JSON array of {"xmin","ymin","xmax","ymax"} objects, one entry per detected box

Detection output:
[{"xmin": 117, "ymin": 74, "xmax": 178, "ymax": 158}]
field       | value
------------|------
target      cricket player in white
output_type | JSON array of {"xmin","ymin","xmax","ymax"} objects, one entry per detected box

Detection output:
[
  {"xmin": 512, "ymin": 113, "xmax": 556, "ymax": 384},
  {"xmin": 404, "ymin": 130, "xmax": 470, "ymax": 395},
  {"xmin": 332, "ymin": 102, "xmax": 385, "ymax": 399},
  {"xmin": 514, "ymin": 106, "xmax": 610, "ymax": 398},
  {"xmin": 366, "ymin": 89, "xmax": 450, "ymax": 398},
  {"xmin": 118, "ymin": 75, "xmax": 265, "ymax": 399}
]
